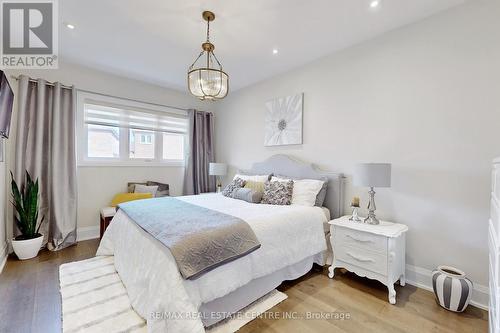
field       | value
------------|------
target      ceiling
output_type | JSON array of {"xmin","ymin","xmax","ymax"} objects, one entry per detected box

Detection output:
[{"xmin": 60, "ymin": 0, "xmax": 465, "ymax": 92}]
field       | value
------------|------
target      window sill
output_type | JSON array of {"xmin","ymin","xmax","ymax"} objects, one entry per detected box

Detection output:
[{"xmin": 78, "ymin": 160, "xmax": 185, "ymax": 168}]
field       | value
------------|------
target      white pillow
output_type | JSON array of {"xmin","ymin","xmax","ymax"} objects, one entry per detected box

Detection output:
[
  {"xmin": 134, "ymin": 184, "xmax": 158, "ymax": 197},
  {"xmin": 233, "ymin": 174, "xmax": 270, "ymax": 182},
  {"xmin": 271, "ymin": 176, "xmax": 324, "ymax": 207}
]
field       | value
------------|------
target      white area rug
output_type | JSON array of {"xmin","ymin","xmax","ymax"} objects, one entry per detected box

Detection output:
[
  {"xmin": 60, "ymin": 256, "xmax": 287, "ymax": 333},
  {"xmin": 205, "ymin": 289, "xmax": 287, "ymax": 333}
]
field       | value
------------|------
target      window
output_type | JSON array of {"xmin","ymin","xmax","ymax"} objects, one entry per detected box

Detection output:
[
  {"xmin": 77, "ymin": 92, "xmax": 188, "ymax": 166},
  {"xmin": 139, "ymin": 134, "xmax": 153, "ymax": 144},
  {"xmin": 87, "ymin": 124, "xmax": 120, "ymax": 158},
  {"xmin": 163, "ymin": 133, "xmax": 185, "ymax": 160},
  {"xmin": 130, "ymin": 130, "xmax": 155, "ymax": 159}
]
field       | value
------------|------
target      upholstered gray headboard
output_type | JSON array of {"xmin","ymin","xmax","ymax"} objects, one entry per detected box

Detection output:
[{"xmin": 246, "ymin": 154, "xmax": 345, "ymax": 218}]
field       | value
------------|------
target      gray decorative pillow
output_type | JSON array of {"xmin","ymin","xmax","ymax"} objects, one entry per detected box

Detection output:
[
  {"xmin": 134, "ymin": 184, "xmax": 159, "ymax": 197},
  {"xmin": 222, "ymin": 178, "xmax": 246, "ymax": 197},
  {"xmin": 147, "ymin": 181, "xmax": 170, "ymax": 197},
  {"xmin": 231, "ymin": 188, "xmax": 263, "ymax": 203},
  {"xmin": 315, "ymin": 179, "xmax": 329, "ymax": 206},
  {"xmin": 261, "ymin": 180, "xmax": 294, "ymax": 205},
  {"xmin": 127, "ymin": 182, "xmax": 147, "ymax": 193}
]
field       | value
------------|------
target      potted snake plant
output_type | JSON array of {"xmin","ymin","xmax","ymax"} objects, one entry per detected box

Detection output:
[{"xmin": 10, "ymin": 171, "xmax": 45, "ymax": 260}]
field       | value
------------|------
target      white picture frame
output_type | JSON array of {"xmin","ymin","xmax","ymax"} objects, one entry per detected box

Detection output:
[{"xmin": 264, "ymin": 93, "xmax": 303, "ymax": 146}]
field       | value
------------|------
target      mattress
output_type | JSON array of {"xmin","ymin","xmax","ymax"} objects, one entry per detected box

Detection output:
[{"xmin": 97, "ymin": 193, "xmax": 328, "ymax": 332}]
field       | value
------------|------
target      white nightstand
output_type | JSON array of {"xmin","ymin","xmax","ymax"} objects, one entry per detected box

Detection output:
[{"xmin": 328, "ymin": 216, "xmax": 408, "ymax": 304}]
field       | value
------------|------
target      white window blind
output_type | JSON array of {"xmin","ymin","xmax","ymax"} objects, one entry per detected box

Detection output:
[{"xmin": 84, "ymin": 102, "xmax": 188, "ymax": 135}]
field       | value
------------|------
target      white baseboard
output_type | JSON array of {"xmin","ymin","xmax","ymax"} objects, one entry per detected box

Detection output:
[
  {"xmin": 405, "ymin": 264, "xmax": 488, "ymax": 311},
  {"xmin": 77, "ymin": 226, "xmax": 100, "ymax": 242},
  {"xmin": 0, "ymin": 227, "xmax": 99, "ymax": 273},
  {"xmin": 0, "ymin": 241, "xmax": 8, "ymax": 275}
]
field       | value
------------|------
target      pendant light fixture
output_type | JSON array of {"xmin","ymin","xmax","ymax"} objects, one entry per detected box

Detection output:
[{"xmin": 187, "ymin": 11, "xmax": 229, "ymax": 100}]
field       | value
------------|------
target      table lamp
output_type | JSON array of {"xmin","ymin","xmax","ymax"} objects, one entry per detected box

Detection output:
[
  {"xmin": 353, "ymin": 163, "xmax": 392, "ymax": 225},
  {"xmin": 209, "ymin": 163, "xmax": 227, "ymax": 192}
]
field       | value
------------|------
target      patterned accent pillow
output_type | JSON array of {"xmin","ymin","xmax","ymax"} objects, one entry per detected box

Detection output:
[
  {"xmin": 261, "ymin": 180, "xmax": 294, "ymax": 205},
  {"xmin": 222, "ymin": 177, "xmax": 246, "ymax": 197}
]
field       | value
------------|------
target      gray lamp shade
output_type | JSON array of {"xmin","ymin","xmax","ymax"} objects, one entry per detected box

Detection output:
[
  {"xmin": 353, "ymin": 163, "xmax": 392, "ymax": 188},
  {"xmin": 209, "ymin": 163, "xmax": 227, "ymax": 176}
]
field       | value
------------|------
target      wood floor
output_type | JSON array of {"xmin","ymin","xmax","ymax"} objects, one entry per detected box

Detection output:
[{"xmin": 0, "ymin": 239, "xmax": 488, "ymax": 333}]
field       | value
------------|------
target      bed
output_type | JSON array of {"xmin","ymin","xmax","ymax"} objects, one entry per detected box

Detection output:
[{"xmin": 96, "ymin": 154, "xmax": 344, "ymax": 332}]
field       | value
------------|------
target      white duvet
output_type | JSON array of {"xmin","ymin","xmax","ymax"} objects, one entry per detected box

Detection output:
[{"xmin": 97, "ymin": 193, "xmax": 328, "ymax": 332}]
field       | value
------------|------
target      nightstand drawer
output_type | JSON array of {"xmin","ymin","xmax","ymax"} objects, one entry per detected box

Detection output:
[
  {"xmin": 336, "ymin": 245, "xmax": 388, "ymax": 276},
  {"xmin": 335, "ymin": 227, "xmax": 387, "ymax": 253}
]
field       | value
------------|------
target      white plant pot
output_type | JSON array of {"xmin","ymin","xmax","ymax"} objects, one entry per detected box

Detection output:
[{"xmin": 12, "ymin": 234, "xmax": 43, "ymax": 260}]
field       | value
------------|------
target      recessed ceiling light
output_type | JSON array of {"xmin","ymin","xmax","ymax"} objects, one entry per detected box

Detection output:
[
  {"xmin": 272, "ymin": 49, "xmax": 278, "ymax": 55},
  {"xmin": 65, "ymin": 23, "xmax": 75, "ymax": 30},
  {"xmin": 370, "ymin": 0, "xmax": 380, "ymax": 8}
]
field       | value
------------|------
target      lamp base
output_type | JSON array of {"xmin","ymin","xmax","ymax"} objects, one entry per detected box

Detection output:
[
  {"xmin": 364, "ymin": 187, "xmax": 380, "ymax": 225},
  {"xmin": 364, "ymin": 214, "xmax": 380, "ymax": 225}
]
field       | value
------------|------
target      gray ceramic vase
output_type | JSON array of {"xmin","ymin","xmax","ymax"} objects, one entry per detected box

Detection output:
[{"xmin": 432, "ymin": 265, "xmax": 473, "ymax": 312}]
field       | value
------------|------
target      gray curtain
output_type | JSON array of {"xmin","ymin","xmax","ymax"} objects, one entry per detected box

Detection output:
[
  {"xmin": 183, "ymin": 110, "xmax": 216, "ymax": 195},
  {"xmin": 14, "ymin": 75, "xmax": 77, "ymax": 251}
]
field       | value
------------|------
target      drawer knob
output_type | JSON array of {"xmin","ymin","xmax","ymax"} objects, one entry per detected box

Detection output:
[{"xmin": 346, "ymin": 252, "xmax": 375, "ymax": 263}]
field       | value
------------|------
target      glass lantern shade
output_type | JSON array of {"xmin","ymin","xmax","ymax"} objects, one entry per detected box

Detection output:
[{"xmin": 188, "ymin": 68, "xmax": 228, "ymax": 101}]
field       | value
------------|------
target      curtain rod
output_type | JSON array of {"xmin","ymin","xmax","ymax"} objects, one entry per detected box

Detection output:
[{"xmin": 9, "ymin": 75, "xmax": 206, "ymax": 113}]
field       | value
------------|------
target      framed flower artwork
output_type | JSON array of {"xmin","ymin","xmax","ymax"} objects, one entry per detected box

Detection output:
[{"xmin": 264, "ymin": 93, "xmax": 303, "ymax": 146}]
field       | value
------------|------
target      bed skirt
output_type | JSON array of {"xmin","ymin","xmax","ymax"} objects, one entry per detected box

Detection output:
[{"xmin": 200, "ymin": 252, "xmax": 325, "ymax": 327}]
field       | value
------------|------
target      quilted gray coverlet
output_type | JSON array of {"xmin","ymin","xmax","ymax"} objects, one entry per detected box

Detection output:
[{"xmin": 118, "ymin": 197, "xmax": 261, "ymax": 279}]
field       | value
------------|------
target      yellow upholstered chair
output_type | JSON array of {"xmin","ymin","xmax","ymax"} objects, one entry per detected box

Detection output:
[
  {"xmin": 110, "ymin": 192, "xmax": 153, "ymax": 207},
  {"xmin": 100, "ymin": 192, "xmax": 153, "ymax": 238}
]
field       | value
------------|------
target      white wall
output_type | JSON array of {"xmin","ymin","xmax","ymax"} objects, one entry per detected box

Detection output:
[
  {"xmin": 2, "ymin": 62, "xmax": 203, "ymax": 242},
  {"xmin": 77, "ymin": 166, "xmax": 185, "ymax": 231},
  {"xmin": 214, "ymin": 0, "xmax": 500, "ymax": 303}
]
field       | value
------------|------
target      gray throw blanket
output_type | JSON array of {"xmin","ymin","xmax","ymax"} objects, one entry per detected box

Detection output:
[{"xmin": 118, "ymin": 197, "xmax": 261, "ymax": 279}]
